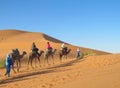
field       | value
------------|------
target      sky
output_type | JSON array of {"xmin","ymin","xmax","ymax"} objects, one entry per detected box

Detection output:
[{"xmin": 0, "ymin": 0, "xmax": 120, "ymax": 53}]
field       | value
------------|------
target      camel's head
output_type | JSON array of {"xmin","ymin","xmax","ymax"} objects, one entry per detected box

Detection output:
[
  {"xmin": 54, "ymin": 49, "xmax": 57, "ymax": 51},
  {"xmin": 23, "ymin": 51, "xmax": 27, "ymax": 55},
  {"xmin": 40, "ymin": 50, "xmax": 44, "ymax": 53},
  {"xmin": 68, "ymin": 49, "xmax": 71, "ymax": 52}
]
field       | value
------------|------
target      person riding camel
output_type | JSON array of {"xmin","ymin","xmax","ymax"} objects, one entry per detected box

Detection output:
[
  {"xmin": 46, "ymin": 42, "xmax": 52, "ymax": 53},
  {"xmin": 61, "ymin": 43, "xmax": 67, "ymax": 53},
  {"xmin": 12, "ymin": 48, "xmax": 20, "ymax": 56},
  {"xmin": 31, "ymin": 42, "xmax": 39, "ymax": 55}
]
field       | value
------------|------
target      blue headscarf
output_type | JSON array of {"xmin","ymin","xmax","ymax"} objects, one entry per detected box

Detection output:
[{"xmin": 5, "ymin": 54, "xmax": 12, "ymax": 66}]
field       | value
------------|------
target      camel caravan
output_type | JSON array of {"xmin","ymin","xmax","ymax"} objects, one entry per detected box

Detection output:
[
  {"xmin": 5, "ymin": 42, "xmax": 71, "ymax": 74},
  {"xmin": 9, "ymin": 48, "xmax": 27, "ymax": 73}
]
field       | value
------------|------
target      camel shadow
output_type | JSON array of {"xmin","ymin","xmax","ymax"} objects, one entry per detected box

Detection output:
[
  {"xmin": 49, "ymin": 58, "xmax": 85, "ymax": 70},
  {"xmin": 0, "ymin": 58, "xmax": 85, "ymax": 85},
  {"xmin": 0, "ymin": 69, "xmax": 55, "ymax": 85}
]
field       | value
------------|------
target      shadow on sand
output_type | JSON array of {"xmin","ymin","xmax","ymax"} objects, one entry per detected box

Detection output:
[{"xmin": 0, "ymin": 58, "xmax": 85, "ymax": 86}]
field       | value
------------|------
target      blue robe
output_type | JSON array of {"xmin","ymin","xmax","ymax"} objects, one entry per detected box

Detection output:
[{"xmin": 5, "ymin": 54, "xmax": 13, "ymax": 76}]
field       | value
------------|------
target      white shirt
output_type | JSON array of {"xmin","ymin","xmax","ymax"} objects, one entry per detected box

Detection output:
[
  {"xmin": 61, "ymin": 43, "xmax": 65, "ymax": 48},
  {"xmin": 77, "ymin": 48, "xmax": 80, "ymax": 52}
]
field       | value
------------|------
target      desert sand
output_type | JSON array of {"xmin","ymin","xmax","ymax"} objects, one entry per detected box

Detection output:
[{"xmin": 0, "ymin": 29, "xmax": 120, "ymax": 88}]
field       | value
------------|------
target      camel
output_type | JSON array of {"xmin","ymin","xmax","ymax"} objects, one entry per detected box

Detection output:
[
  {"xmin": 28, "ymin": 50, "xmax": 44, "ymax": 69},
  {"xmin": 44, "ymin": 49, "xmax": 57, "ymax": 66},
  {"xmin": 11, "ymin": 50, "xmax": 27, "ymax": 72},
  {"xmin": 59, "ymin": 49, "xmax": 71, "ymax": 62}
]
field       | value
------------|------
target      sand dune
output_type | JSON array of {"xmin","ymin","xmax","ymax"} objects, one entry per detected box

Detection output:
[
  {"xmin": 59, "ymin": 54, "xmax": 120, "ymax": 88},
  {"xmin": 0, "ymin": 29, "xmax": 27, "ymax": 42},
  {"xmin": 0, "ymin": 29, "xmax": 109, "ymax": 59},
  {"xmin": 0, "ymin": 29, "xmax": 118, "ymax": 88},
  {"xmin": 0, "ymin": 53, "xmax": 120, "ymax": 88}
]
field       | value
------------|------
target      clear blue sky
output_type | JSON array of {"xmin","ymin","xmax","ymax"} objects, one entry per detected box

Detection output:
[{"xmin": 0, "ymin": 0, "xmax": 120, "ymax": 53}]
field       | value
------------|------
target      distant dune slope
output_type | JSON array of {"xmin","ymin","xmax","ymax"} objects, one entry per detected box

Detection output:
[
  {"xmin": 42, "ymin": 33, "xmax": 63, "ymax": 43},
  {"xmin": 0, "ymin": 29, "xmax": 27, "ymax": 42},
  {"xmin": 0, "ymin": 29, "xmax": 110, "ymax": 59}
]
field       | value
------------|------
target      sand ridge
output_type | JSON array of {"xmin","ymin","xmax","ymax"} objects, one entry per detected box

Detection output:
[
  {"xmin": 0, "ymin": 29, "xmax": 117, "ymax": 88},
  {"xmin": 0, "ymin": 54, "xmax": 120, "ymax": 88},
  {"xmin": 0, "ymin": 29, "xmax": 109, "ymax": 59}
]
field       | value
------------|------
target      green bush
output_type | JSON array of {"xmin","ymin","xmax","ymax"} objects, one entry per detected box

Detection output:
[
  {"xmin": 84, "ymin": 50, "xmax": 95, "ymax": 56},
  {"xmin": 79, "ymin": 53, "xmax": 84, "ymax": 59},
  {"xmin": 80, "ymin": 50, "xmax": 95, "ymax": 59},
  {"xmin": 0, "ymin": 60, "xmax": 5, "ymax": 69}
]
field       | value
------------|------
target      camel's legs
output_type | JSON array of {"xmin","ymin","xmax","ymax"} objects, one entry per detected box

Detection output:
[
  {"xmin": 17, "ymin": 60, "xmax": 21, "ymax": 72},
  {"xmin": 51, "ymin": 55, "xmax": 54, "ymax": 64},
  {"xmin": 38, "ymin": 57, "xmax": 41, "ymax": 67},
  {"xmin": 47, "ymin": 57, "xmax": 50, "ymax": 65},
  {"xmin": 11, "ymin": 63, "xmax": 16, "ymax": 73},
  {"xmin": 30, "ymin": 59, "xmax": 34, "ymax": 69},
  {"xmin": 35, "ymin": 58, "xmax": 37, "ymax": 68},
  {"xmin": 44, "ymin": 57, "xmax": 47, "ymax": 66},
  {"xmin": 44, "ymin": 57, "xmax": 46, "ymax": 66},
  {"xmin": 27, "ymin": 57, "xmax": 31, "ymax": 69},
  {"xmin": 60, "ymin": 54, "xmax": 62, "ymax": 63},
  {"xmin": 44, "ymin": 56, "xmax": 50, "ymax": 66},
  {"xmin": 16, "ymin": 60, "xmax": 19, "ymax": 72}
]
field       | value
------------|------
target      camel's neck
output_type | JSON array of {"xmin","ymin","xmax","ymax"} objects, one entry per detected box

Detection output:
[
  {"xmin": 53, "ymin": 49, "xmax": 56, "ymax": 54},
  {"xmin": 67, "ymin": 49, "xmax": 71, "ymax": 54},
  {"xmin": 39, "ymin": 51, "xmax": 44, "ymax": 55},
  {"xmin": 21, "ymin": 53, "xmax": 26, "ymax": 58}
]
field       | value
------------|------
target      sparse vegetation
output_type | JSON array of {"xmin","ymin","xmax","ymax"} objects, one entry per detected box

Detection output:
[
  {"xmin": 0, "ymin": 59, "xmax": 5, "ymax": 69},
  {"xmin": 80, "ymin": 53, "xmax": 84, "ymax": 59},
  {"xmin": 79, "ymin": 50, "xmax": 95, "ymax": 59},
  {"xmin": 84, "ymin": 50, "xmax": 95, "ymax": 56}
]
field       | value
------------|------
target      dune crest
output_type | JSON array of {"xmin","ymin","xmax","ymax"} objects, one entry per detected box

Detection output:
[
  {"xmin": 0, "ymin": 29, "xmax": 110, "ymax": 59},
  {"xmin": 0, "ymin": 29, "xmax": 27, "ymax": 42},
  {"xmin": 0, "ymin": 29, "xmax": 119, "ymax": 88}
]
